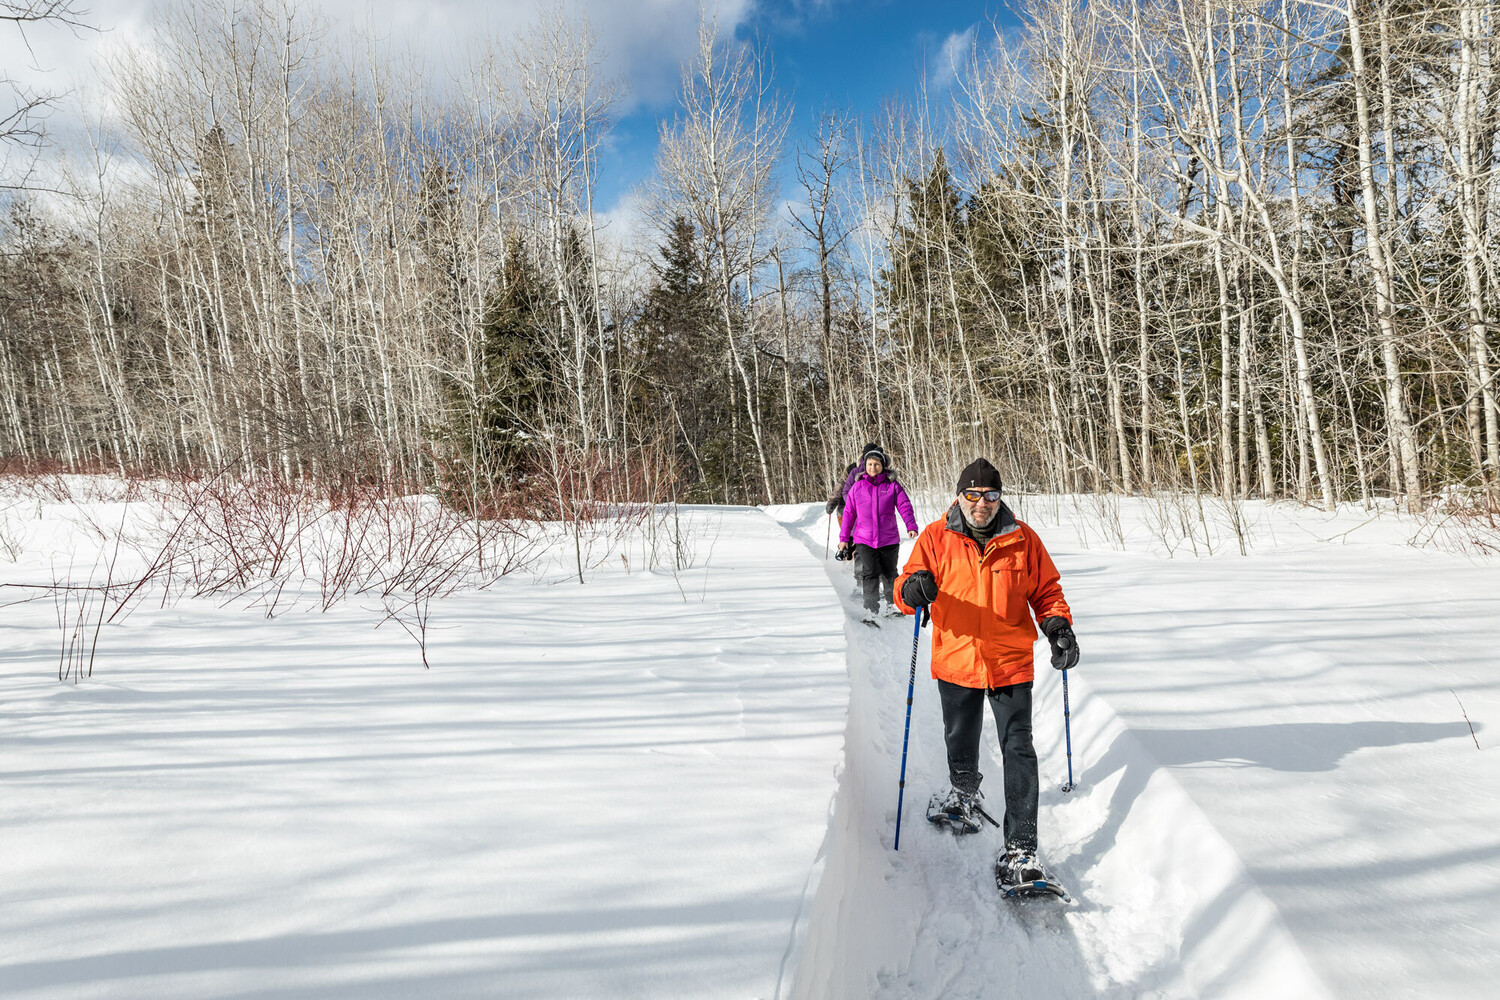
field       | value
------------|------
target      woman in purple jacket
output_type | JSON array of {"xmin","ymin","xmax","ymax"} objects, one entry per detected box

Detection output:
[{"xmin": 837, "ymin": 445, "xmax": 919, "ymax": 620}]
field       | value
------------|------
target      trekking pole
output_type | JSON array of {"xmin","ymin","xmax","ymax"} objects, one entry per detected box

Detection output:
[
  {"xmin": 825, "ymin": 511, "xmax": 831, "ymax": 559},
  {"xmin": 1060, "ymin": 666, "xmax": 1076, "ymax": 793},
  {"xmin": 894, "ymin": 606, "xmax": 928, "ymax": 850}
]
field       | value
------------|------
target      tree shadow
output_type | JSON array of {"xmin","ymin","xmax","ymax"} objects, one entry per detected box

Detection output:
[
  {"xmin": 1072, "ymin": 718, "xmax": 1475, "ymax": 876},
  {"xmin": 0, "ymin": 898, "xmax": 797, "ymax": 997},
  {"xmin": 1128, "ymin": 719, "xmax": 1478, "ymax": 773}
]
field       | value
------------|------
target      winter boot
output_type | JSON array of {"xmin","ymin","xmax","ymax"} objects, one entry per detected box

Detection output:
[
  {"xmin": 926, "ymin": 787, "xmax": 983, "ymax": 835},
  {"xmin": 995, "ymin": 846, "xmax": 1046, "ymax": 892}
]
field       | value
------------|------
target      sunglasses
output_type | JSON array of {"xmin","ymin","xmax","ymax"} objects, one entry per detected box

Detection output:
[{"xmin": 960, "ymin": 489, "xmax": 1001, "ymax": 502}]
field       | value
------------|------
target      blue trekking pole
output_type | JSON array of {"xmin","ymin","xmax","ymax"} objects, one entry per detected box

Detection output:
[
  {"xmin": 894, "ymin": 607, "xmax": 928, "ymax": 850},
  {"xmin": 1060, "ymin": 666, "xmax": 1076, "ymax": 793}
]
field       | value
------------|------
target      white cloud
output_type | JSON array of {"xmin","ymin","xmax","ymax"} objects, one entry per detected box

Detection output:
[
  {"xmin": 304, "ymin": 0, "xmax": 755, "ymax": 111},
  {"xmin": 928, "ymin": 24, "xmax": 975, "ymax": 92},
  {"xmin": 581, "ymin": 0, "xmax": 755, "ymax": 109},
  {"xmin": 595, "ymin": 188, "xmax": 650, "ymax": 253},
  {"xmin": 0, "ymin": 0, "xmax": 756, "ymax": 188}
]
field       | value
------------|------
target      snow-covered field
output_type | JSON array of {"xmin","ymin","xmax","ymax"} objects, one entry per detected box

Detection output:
[{"xmin": 2, "ymin": 484, "xmax": 1497, "ymax": 998}]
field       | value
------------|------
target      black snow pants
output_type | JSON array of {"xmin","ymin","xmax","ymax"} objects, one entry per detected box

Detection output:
[
  {"xmin": 937, "ymin": 678, "xmax": 1039, "ymax": 853},
  {"xmin": 853, "ymin": 543, "xmax": 899, "ymax": 613}
]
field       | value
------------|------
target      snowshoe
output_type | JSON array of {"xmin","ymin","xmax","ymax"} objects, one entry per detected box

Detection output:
[
  {"xmin": 860, "ymin": 610, "xmax": 880, "ymax": 628},
  {"xmin": 995, "ymin": 848, "xmax": 1070, "ymax": 901},
  {"xmin": 926, "ymin": 788, "xmax": 983, "ymax": 835}
]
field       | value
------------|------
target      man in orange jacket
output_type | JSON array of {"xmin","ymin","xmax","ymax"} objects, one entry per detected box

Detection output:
[{"xmin": 893, "ymin": 458, "xmax": 1078, "ymax": 890}]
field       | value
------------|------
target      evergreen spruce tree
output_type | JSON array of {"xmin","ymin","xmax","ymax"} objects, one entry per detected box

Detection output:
[
  {"xmin": 462, "ymin": 236, "xmax": 554, "ymax": 484},
  {"xmin": 880, "ymin": 150, "xmax": 966, "ymax": 355},
  {"xmin": 637, "ymin": 216, "xmax": 746, "ymax": 501}
]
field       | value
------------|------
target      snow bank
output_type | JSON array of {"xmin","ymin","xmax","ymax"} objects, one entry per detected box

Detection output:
[
  {"xmin": 1041, "ymin": 674, "xmax": 1332, "ymax": 999},
  {"xmin": 1034, "ymin": 501, "xmax": 1500, "ymax": 1000}
]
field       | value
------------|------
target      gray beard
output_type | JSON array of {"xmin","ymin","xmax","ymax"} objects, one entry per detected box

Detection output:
[
  {"xmin": 962, "ymin": 507, "xmax": 1000, "ymax": 552},
  {"xmin": 962, "ymin": 507, "xmax": 997, "ymax": 529}
]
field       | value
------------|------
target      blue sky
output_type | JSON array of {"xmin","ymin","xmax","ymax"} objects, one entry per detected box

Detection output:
[{"xmin": 598, "ymin": 0, "xmax": 1022, "ymax": 212}]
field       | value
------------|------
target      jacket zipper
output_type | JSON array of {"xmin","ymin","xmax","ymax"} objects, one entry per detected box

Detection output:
[
  {"xmin": 947, "ymin": 522, "xmax": 1022, "ymax": 692},
  {"xmin": 974, "ymin": 538, "xmax": 993, "ymax": 689}
]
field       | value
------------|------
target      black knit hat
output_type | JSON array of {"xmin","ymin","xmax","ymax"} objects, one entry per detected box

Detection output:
[
  {"xmin": 956, "ymin": 458, "xmax": 1002, "ymax": 494},
  {"xmin": 861, "ymin": 445, "xmax": 888, "ymax": 468}
]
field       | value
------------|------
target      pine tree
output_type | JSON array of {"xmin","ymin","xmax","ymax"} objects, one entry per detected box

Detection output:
[
  {"xmin": 462, "ymin": 236, "xmax": 555, "ymax": 483},
  {"xmin": 880, "ymin": 150, "xmax": 966, "ymax": 353},
  {"xmin": 636, "ymin": 216, "xmax": 746, "ymax": 500}
]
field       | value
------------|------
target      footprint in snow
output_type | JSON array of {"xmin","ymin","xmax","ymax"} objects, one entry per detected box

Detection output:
[{"xmin": 932, "ymin": 911, "xmax": 973, "ymax": 947}]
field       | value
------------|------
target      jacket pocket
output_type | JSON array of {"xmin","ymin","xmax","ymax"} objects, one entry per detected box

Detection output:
[{"xmin": 990, "ymin": 552, "xmax": 1028, "ymax": 624}]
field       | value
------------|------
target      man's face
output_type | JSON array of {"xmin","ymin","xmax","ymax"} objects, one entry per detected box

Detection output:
[{"xmin": 957, "ymin": 488, "xmax": 1000, "ymax": 527}]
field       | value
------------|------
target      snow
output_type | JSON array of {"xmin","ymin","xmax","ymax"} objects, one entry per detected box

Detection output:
[
  {"xmin": 1011, "ymin": 495, "xmax": 1500, "ymax": 1000},
  {"xmin": 0, "ymin": 495, "xmax": 846, "ymax": 999},
  {"xmin": 2, "ymin": 485, "xmax": 1498, "ymax": 998}
]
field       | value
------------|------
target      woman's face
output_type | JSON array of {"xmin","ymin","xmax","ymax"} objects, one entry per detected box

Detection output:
[{"xmin": 865, "ymin": 456, "xmax": 884, "ymax": 477}]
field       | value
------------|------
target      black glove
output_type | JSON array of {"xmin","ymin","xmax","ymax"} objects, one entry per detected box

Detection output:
[
  {"xmin": 835, "ymin": 542, "xmax": 852, "ymax": 561},
  {"xmin": 1040, "ymin": 616, "xmax": 1079, "ymax": 670},
  {"xmin": 901, "ymin": 570, "xmax": 939, "ymax": 609},
  {"xmin": 825, "ymin": 496, "xmax": 843, "ymax": 515}
]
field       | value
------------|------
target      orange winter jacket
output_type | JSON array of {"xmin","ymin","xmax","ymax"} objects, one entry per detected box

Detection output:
[{"xmin": 894, "ymin": 502, "xmax": 1072, "ymax": 690}]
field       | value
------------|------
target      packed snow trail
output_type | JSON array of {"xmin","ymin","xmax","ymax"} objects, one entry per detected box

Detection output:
[{"xmin": 768, "ymin": 503, "xmax": 1333, "ymax": 1000}]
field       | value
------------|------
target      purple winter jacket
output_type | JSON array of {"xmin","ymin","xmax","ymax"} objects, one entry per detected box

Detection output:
[{"xmin": 840, "ymin": 472, "xmax": 918, "ymax": 549}]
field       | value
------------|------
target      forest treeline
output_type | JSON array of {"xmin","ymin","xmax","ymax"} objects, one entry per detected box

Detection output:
[{"xmin": 1, "ymin": 0, "xmax": 1498, "ymax": 512}]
